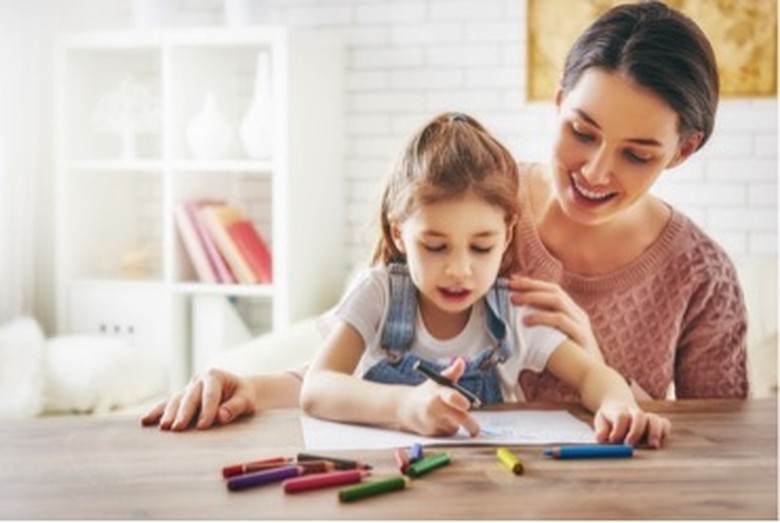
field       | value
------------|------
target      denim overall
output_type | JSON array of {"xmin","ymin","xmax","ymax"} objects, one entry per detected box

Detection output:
[{"xmin": 362, "ymin": 263, "xmax": 514, "ymax": 406}]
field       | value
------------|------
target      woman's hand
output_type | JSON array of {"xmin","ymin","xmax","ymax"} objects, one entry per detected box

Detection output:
[
  {"xmin": 140, "ymin": 368, "xmax": 258, "ymax": 431},
  {"xmin": 593, "ymin": 401, "xmax": 671, "ymax": 448},
  {"xmin": 508, "ymin": 275, "xmax": 603, "ymax": 361},
  {"xmin": 397, "ymin": 358, "xmax": 481, "ymax": 437}
]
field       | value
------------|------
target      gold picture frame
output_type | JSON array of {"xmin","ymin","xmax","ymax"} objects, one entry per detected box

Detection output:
[{"xmin": 527, "ymin": 0, "xmax": 778, "ymax": 101}]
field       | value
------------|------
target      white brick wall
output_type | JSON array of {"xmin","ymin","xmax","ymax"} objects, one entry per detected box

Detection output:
[{"xmin": 61, "ymin": 0, "xmax": 778, "ymax": 277}]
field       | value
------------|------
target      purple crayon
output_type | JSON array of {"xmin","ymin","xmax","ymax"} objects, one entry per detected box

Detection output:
[{"xmin": 226, "ymin": 465, "xmax": 305, "ymax": 491}]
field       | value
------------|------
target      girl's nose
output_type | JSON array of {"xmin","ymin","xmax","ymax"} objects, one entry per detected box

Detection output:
[{"xmin": 445, "ymin": 252, "xmax": 472, "ymax": 278}]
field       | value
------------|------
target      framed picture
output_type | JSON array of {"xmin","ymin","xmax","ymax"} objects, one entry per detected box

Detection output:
[{"xmin": 527, "ymin": 0, "xmax": 777, "ymax": 101}]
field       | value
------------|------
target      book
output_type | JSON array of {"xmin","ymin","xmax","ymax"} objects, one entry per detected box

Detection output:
[
  {"xmin": 186, "ymin": 200, "xmax": 236, "ymax": 284},
  {"xmin": 226, "ymin": 220, "xmax": 273, "ymax": 284},
  {"xmin": 200, "ymin": 204, "xmax": 260, "ymax": 285},
  {"xmin": 174, "ymin": 203, "xmax": 217, "ymax": 284}
]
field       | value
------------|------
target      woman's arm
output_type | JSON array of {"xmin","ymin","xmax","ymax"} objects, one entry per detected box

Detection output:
[
  {"xmin": 301, "ymin": 321, "xmax": 480, "ymax": 436},
  {"xmin": 546, "ymin": 340, "xmax": 670, "ymax": 448},
  {"xmin": 140, "ymin": 369, "xmax": 301, "ymax": 431},
  {"xmin": 675, "ymin": 272, "xmax": 749, "ymax": 398}
]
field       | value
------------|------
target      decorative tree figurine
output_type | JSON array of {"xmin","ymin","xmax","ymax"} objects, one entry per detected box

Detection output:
[{"xmin": 92, "ymin": 76, "xmax": 159, "ymax": 160}]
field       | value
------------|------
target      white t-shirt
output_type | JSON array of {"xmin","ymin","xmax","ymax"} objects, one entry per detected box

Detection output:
[{"xmin": 332, "ymin": 266, "xmax": 567, "ymax": 402}]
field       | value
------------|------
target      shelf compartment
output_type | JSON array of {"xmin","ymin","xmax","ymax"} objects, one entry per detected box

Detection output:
[{"xmin": 64, "ymin": 169, "xmax": 163, "ymax": 281}]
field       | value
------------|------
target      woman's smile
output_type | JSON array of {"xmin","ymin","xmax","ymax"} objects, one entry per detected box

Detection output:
[{"xmin": 568, "ymin": 171, "xmax": 618, "ymax": 206}]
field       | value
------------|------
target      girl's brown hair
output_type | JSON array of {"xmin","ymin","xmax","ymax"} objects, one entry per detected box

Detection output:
[{"xmin": 370, "ymin": 112, "xmax": 520, "ymax": 275}]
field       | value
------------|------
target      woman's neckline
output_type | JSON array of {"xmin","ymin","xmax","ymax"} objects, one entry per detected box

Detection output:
[{"xmin": 517, "ymin": 163, "xmax": 684, "ymax": 292}]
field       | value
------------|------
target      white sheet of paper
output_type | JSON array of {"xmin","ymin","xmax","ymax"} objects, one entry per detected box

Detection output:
[{"xmin": 301, "ymin": 410, "xmax": 596, "ymax": 450}]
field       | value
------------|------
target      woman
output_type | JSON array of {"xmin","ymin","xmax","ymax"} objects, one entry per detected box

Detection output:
[
  {"xmin": 509, "ymin": 0, "xmax": 747, "ymax": 401},
  {"xmin": 141, "ymin": 0, "xmax": 747, "ymax": 432}
]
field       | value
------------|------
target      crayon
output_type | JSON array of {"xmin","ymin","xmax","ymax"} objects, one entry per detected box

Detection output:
[
  {"xmin": 394, "ymin": 448, "xmax": 410, "ymax": 473},
  {"xmin": 338, "ymin": 476, "xmax": 408, "ymax": 502},
  {"xmin": 543, "ymin": 444, "xmax": 634, "ymax": 459},
  {"xmin": 296, "ymin": 460, "xmax": 338, "ymax": 474},
  {"xmin": 409, "ymin": 443, "xmax": 424, "ymax": 463},
  {"xmin": 222, "ymin": 456, "xmax": 292, "ymax": 478},
  {"xmin": 413, "ymin": 360, "xmax": 481, "ymax": 408},
  {"xmin": 226, "ymin": 465, "xmax": 304, "ymax": 491},
  {"xmin": 496, "ymin": 447, "xmax": 524, "ymax": 475},
  {"xmin": 284, "ymin": 469, "xmax": 370, "ymax": 494},
  {"xmin": 404, "ymin": 452, "xmax": 451, "ymax": 478},
  {"xmin": 297, "ymin": 452, "xmax": 372, "ymax": 470}
]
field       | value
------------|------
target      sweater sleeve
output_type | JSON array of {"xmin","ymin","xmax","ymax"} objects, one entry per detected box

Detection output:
[{"xmin": 675, "ymin": 259, "xmax": 749, "ymax": 398}]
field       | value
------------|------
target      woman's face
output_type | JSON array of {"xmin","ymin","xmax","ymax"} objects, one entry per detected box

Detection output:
[{"xmin": 551, "ymin": 68, "xmax": 692, "ymax": 227}]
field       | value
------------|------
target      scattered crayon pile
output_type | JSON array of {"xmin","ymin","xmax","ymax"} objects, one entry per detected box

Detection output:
[
  {"xmin": 220, "ymin": 446, "xmax": 453, "ymax": 502},
  {"xmin": 221, "ymin": 444, "xmax": 633, "ymax": 502}
]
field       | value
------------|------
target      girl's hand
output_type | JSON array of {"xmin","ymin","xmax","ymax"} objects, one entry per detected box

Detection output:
[
  {"xmin": 397, "ymin": 358, "xmax": 481, "ymax": 437},
  {"xmin": 140, "ymin": 368, "xmax": 257, "ymax": 431},
  {"xmin": 508, "ymin": 275, "xmax": 603, "ymax": 361},
  {"xmin": 593, "ymin": 401, "xmax": 671, "ymax": 448}
]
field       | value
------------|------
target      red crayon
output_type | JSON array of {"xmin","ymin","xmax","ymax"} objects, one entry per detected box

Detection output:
[
  {"xmin": 296, "ymin": 460, "xmax": 338, "ymax": 474},
  {"xmin": 283, "ymin": 469, "xmax": 370, "ymax": 494},
  {"xmin": 394, "ymin": 448, "xmax": 410, "ymax": 473},
  {"xmin": 222, "ymin": 457, "xmax": 292, "ymax": 478}
]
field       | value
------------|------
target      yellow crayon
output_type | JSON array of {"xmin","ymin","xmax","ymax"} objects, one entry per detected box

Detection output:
[{"xmin": 496, "ymin": 447, "xmax": 524, "ymax": 475}]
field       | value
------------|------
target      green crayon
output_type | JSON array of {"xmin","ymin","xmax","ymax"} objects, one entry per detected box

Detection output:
[
  {"xmin": 338, "ymin": 476, "xmax": 408, "ymax": 502},
  {"xmin": 404, "ymin": 452, "xmax": 451, "ymax": 478}
]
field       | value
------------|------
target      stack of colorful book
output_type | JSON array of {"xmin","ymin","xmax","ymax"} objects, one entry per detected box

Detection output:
[{"xmin": 175, "ymin": 199, "xmax": 273, "ymax": 284}]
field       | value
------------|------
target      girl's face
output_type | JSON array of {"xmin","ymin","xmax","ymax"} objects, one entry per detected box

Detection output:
[
  {"xmin": 392, "ymin": 192, "xmax": 512, "ymax": 322},
  {"xmin": 552, "ymin": 68, "xmax": 697, "ymax": 227}
]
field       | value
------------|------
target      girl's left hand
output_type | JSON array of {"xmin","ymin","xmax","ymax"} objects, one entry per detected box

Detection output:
[
  {"xmin": 508, "ymin": 275, "xmax": 603, "ymax": 362},
  {"xmin": 593, "ymin": 402, "xmax": 671, "ymax": 448}
]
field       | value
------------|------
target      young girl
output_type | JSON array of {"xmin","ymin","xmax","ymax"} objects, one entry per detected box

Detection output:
[{"xmin": 300, "ymin": 112, "xmax": 670, "ymax": 447}]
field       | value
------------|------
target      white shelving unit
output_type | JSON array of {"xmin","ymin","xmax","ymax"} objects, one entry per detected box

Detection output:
[{"xmin": 55, "ymin": 27, "xmax": 344, "ymax": 390}]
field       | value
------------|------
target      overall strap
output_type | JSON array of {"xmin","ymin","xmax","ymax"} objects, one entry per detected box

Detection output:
[
  {"xmin": 482, "ymin": 277, "xmax": 512, "ymax": 369},
  {"xmin": 379, "ymin": 263, "xmax": 417, "ymax": 363}
]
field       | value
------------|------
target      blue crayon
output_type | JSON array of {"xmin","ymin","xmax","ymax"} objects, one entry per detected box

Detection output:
[
  {"xmin": 410, "ymin": 443, "xmax": 424, "ymax": 463},
  {"xmin": 543, "ymin": 444, "xmax": 633, "ymax": 459}
]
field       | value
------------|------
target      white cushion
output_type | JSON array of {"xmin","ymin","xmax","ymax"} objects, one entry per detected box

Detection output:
[
  {"xmin": 734, "ymin": 257, "xmax": 778, "ymax": 398},
  {"xmin": 43, "ymin": 335, "xmax": 167, "ymax": 414},
  {"xmin": 0, "ymin": 317, "xmax": 46, "ymax": 418}
]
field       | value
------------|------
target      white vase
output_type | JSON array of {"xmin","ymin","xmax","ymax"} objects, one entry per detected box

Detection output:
[
  {"xmin": 240, "ymin": 52, "xmax": 273, "ymax": 160},
  {"xmin": 186, "ymin": 92, "xmax": 233, "ymax": 160}
]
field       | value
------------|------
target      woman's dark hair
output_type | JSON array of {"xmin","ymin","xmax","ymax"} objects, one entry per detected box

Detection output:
[{"xmin": 560, "ymin": 0, "xmax": 719, "ymax": 149}]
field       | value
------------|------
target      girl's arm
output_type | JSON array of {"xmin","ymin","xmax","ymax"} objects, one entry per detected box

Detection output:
[
  {"xmin": 300, "ymin": 320, "xmax": 480, "ymax": 437},
  {"xmin": 546, "ymin": 340, "xmax": 670, "ymax": 448}
]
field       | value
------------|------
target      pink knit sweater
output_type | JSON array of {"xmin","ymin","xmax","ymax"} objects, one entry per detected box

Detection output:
[{"xmin": 515, "ymin": 171, "xmax": 749, "ymax": 400}]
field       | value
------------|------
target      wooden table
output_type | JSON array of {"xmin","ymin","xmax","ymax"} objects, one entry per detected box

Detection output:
[{"xmin": 0, "ymin": 399, "xmax": 776, "ymax": 519}]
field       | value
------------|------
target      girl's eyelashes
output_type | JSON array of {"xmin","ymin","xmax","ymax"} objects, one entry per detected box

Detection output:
[
  {"xmin": 422, "ymin": 243, "xmax": 446, "ymax": 253},
  {"xmin": 420, "ymin": 243, "xmax": 494, "ymax": 254}
]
